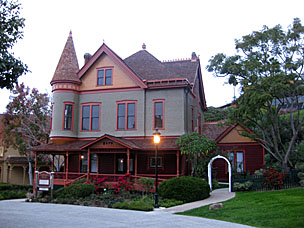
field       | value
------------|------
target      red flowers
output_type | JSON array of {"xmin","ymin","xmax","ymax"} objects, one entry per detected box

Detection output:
[
  {"xmin": 113, "ymin": 173, "xmax": 133, "ymax": 194},
  {"xmin": 86, "ymin": 176, "xmax": 107, "ymax": 194},
  {"xmin": 263, "ymin": 167, "xmax": 286, "ymax": 189}
]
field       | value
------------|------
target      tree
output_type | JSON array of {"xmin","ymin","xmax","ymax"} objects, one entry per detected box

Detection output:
[
  {"xmin": 1, "ymin": 83, "xmax": 51, "ymax": 184},
  {"xmin": 207, "ymin": 18, "xmax": 304, "ymax": 172},
  {"xmin": 204, "ymin": 106, "xmax": 232, "ymax": 122},
  {"xmin": 0, "ymin": 0, "xmax": 28, "ymax": 89},
  {"xmin": 177, "ymin": 132, "xmax": 217, "ymax": 177}
]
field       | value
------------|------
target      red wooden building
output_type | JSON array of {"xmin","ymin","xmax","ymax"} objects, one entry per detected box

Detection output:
[{"xmin": 203, "ymin": 122, "xmax": 265, "ymax": 181}]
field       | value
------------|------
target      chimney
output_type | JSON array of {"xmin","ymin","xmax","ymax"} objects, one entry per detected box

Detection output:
[
  {"xmin": 191, "ymin": 52, "xmax": 197, "ymax": 62},
  {"xmin": 84, "ymin": 53, "xmax": 92, "ymax": 64}
]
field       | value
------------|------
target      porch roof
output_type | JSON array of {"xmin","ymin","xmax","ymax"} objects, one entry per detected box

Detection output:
[{"xmin": 32, "ymin": 135, "xmax": 179, "ymax": 152}]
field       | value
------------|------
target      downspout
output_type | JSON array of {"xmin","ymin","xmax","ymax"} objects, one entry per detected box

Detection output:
[
  {"xmin": 185, "ymin": 87, "xmax": 189, "ymax": 133},
  {"xmin": 144, "ymin": 88, "xmax": 146, "ymax": 137}
]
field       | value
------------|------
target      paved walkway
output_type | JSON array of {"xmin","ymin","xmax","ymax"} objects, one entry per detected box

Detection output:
[
  {"xmin": 158, "ymin": 188, "xmax": 235, "ymax": 213},
  {"xmin": 0, "ymin": 195, "xmax": 253, "ymax": 228}
]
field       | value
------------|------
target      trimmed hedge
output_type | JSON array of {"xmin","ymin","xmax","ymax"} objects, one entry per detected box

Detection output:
[
  {"xmin": 113, "ymin": 200, "xmax": 154, "ymax": 211},
  {"xmin": 158, "ymin": 176, "xmax": 210, "ymax": 203},
  {"xmin": 0, "ymin": 190, "xmax": 27, "ymax": 200},
  {"xmin": 0, "ymin": 183, "xmax": 32, "ymax": 192},
  {"xmin": 55, "ymin": 183, "xmax": 95, "ymax": 199}
]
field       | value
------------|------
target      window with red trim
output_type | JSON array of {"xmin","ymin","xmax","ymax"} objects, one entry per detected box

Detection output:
[
  {"xmin": 228, "ymin": 151, "xmax": 244, "ymax": 173},
  {"xmin": 153, "ymin": 100, "xmax": 164, "ymax": 129},
  {"xmin": 63, "ymin": 102, "xmax": 74, "ymax": 130},
  {"xmin": 97, "ymin": 68, "xmax": 113, "ymax": 86},
  {"xmin": 117, "ymin": 101, "xmax": 137, "ymax": 130},
  {"xmin": 81, "ymin": 103, "xmax": 100, "ymax": 131}
]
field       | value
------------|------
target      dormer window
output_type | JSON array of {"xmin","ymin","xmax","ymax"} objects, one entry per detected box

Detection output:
[{"xmin": 97, "ymin": 68, "xmax": 113, "ymax": 86}]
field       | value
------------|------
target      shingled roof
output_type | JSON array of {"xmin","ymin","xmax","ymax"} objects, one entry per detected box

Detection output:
[
  {"xmin": 202, "ymin": 122, "xmax": 230, "ymax": 141},
  {"xmin": 124, "ymin": 50, "xmax": 199, "ymax": 83},
  {"xmin": 51, "ymin": 31, "xmax": 80, "ymax": 84},
  {"xmin": 32, "ymin": 135, "xmax": 179, "ymax": 152}
]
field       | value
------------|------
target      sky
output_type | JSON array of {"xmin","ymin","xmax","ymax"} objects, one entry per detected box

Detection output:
[{"xmin": 1, "ymin": 0, "xmax": 304, "ymax": 113}]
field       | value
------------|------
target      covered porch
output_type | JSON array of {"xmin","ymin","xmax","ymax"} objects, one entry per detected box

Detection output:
[{"xmin": 32, "ymin": 134, "xmax": 188, "ymax": 189}]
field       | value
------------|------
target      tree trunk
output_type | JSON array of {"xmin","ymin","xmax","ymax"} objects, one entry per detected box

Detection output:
[
  {"xmin": 28, "ymin": 160, "xmax": 33, "ymax": 185},
  {"xmin": 281, "ymin": 161, "xmax": 290, "ymax": 173}
]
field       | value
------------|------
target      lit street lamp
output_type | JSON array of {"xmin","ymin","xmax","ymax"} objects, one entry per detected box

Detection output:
[{"xmin": 153, "ymin": 128, "xmax": 161, "ymax": 208}]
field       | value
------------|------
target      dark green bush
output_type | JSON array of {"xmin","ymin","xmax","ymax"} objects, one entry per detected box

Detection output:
[
  {"xmin": 0, "ymin": 190, "xmax": 27, "ymax": 200},
  {"xmin": 72, "ymin": 178, "xmax": 87, "ymax": 184},
  {"xmin": 158, "ymin": 176, "xmax": 210, "ymax": 203},
  {"xmin": 0, "ymin": 183, "xmax": 32, "ymax": 192},
  {"xmin": 159, "ymin": 198, "xmax": 183, "ymax": 208},
  {"xmin": 55, "ymin": 183, "xmax": 94, "ymax": 199},
  {"xmin": 113, "ymin": 200, "xmax": 154, "ymax": 211}
]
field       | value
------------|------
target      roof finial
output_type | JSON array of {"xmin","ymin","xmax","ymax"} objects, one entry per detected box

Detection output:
[
  {"xmin": 142, "ymin": 43, "xmax": 146, "ymax": 50},
  {"xmin": 69, "ymin": 30, "xmax": 72, "ymax": 38}
]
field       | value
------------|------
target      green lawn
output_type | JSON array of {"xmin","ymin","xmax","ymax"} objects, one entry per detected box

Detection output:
[{"xmin": 179, "ymin": 188, "xmax": 304, "ymax": 228}]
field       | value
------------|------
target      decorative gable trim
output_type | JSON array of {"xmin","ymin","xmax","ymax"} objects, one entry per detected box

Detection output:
[
  {"xmin": 80, "ymin": 134, "xmax": 136, "ymax": 150},
  {"xmin": 216, "ymin": 123, "xmax": 254, "ymax": 143},
  {"xmin": 78, "ymin": 43, "xmax": 147, "ymax": 89}
]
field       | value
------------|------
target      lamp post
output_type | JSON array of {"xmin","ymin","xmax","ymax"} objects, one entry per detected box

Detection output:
[{"xmin": 153, "ymin": 128, "xmax": 161, "ymax": 208}]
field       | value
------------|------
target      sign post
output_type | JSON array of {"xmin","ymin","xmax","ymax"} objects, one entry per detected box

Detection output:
[{"xmin": 35, "ymin": 171, "xmax": 55, "ymax": 199}]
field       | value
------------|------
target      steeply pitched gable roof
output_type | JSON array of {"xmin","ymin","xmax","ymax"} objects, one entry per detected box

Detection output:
[
  {"xmin": 202, "ymin": 121, "xmax": 230, "ymax": 141},
  {"xmin": 78, "ymin": 43, "xmax": 147, "ymax": 88},
  {"xmin": 51, "ymin": 31, "xmax": 80, "ymax": 84}
]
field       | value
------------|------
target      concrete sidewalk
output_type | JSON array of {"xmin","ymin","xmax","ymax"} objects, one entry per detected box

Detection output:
[{"xmin": 158, "ymin": 188, "xmax": 235, "ymax": 213}]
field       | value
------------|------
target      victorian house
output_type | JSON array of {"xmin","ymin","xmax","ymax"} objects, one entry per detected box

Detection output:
[{"xmin": 32, "ymin": 32, "xmax": 207, "ymax": 187}]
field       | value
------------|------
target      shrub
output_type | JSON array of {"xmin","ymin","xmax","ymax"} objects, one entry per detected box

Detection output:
[
  {"xmin": 0, "ymin": 183, "xmax": 32, "ymax": 192},
  {"xmin": 0, "ymin": 190, "xmax": 27, "ymax": 200},
  {"xmin": 298, "ymin": 172, "xmax": 304, "ymax": 180},
  {"xmin": 158, "ymin": 176, "xmax": 210, "ymax": 203},
  {"xmin": 137, "ymin": 178, "xmax": 154, "ymax": 194},
  {"xmin": 263, "ymin": 167, "xmax": 286, "ymax": 189},
  {"xmin": 72, "ymin": 178, "xmax": 87, "ymax": 184},
  {"xmin": 55, "ymin": 183, "xmax": 94, "ymax": 199},
  {"xmin": 159, "ymin": 198, "xmax": 183, "ymax": 208},
  {"xmin": 85, "ymin": 176, "xmax": 107, "ymax": 194},
  {"xmin": 113, "ymin": 173, "xmax": 133, "ymax": 194},
  {"xmin": 113, "ymin": 200, "xmax": 154, "ymax": 211},
  {"xmin": 233, "ymin": 181, "xmax": 253, "ymax": 191}
]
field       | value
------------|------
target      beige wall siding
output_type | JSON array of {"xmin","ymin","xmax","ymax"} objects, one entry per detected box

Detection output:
[{"xmin": 80, "ymin": 54, "xmax": 138, "ymax": 91}]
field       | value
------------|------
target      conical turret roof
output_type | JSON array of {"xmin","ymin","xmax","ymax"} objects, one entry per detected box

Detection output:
[{"xmin": 51, "ymin": 31, "xmax": 80, "ymax": 84}]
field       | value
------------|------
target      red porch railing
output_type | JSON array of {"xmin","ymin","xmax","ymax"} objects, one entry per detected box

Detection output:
[{"xmin": 53, "ymin": 172, "xmax": 177, "ymax": 189}]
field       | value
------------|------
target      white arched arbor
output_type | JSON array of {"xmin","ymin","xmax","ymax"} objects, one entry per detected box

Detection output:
[{"xmin": 208, "ymin": 155, "xmax": 232, "ymax": 192}]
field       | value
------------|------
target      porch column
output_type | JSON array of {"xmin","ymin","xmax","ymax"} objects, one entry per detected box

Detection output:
[
  {"xmin": 23, "ymin": 166, "xmax": 27, "ymax": 185},
  {"xmin": 52, "ymin": 155, "xmax": 55, "ymax": 171},
  {"xmin": 135, "ymin": 152, "xmax": 138, "ymax": 176},
  {"xmin": 65, "ymin": 152, "xmax": 69, "ymax": 183},
  {"xmin": 127, "ymin": 148, "xmax": 130, "ymax": 173},
  {"xmin": 114, "ymin": 153, "xmax": 116, "ymax": 174},
  {"xmin": 87, "ymin": 149, "xmax": 90, "ymax": 175},
  {"xmin": 176, "ymin": 151, "xmax": 180, "ymax": 177},
  {"xmin": 97, "ymin": 154, "xmax": 99, "ymax": 174},
  {"xmin": 8, "ymin": 165, "xmax": 13, "ymax": 184}
]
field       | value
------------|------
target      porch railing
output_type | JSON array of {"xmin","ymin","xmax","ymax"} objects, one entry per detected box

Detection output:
[{"xmin": 53, "ymin": 172, "xmax": 177, "ymax": 188}]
